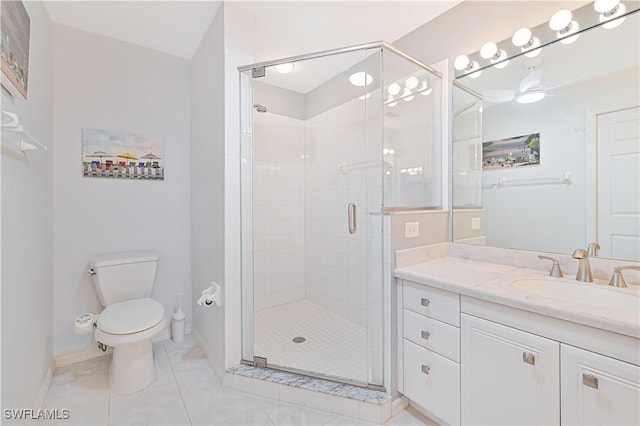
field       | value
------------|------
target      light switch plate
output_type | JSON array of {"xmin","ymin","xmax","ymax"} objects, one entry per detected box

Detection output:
[
  {"xmin": 471, "ymin": 217, "xmax": 481, "ymax": 230},
  {"xmin": 405, "ymin": 222, "xmax": 419, "ymax": 238}
]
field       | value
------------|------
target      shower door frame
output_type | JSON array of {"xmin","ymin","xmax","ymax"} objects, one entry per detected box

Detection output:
[{"xmin": 238, "ymin": 42, "xmax": 442, "ymax": 391}]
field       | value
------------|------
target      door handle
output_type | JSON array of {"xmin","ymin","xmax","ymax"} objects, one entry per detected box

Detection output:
[
  {"xmin": 421, "ymin": 330, "xmax": 431, "ymax": 340},
  {"xmin": 583, "ymin": 373, "xmax": 599, "ymax": 389},
  {"xmin": 522, "ymin": 352, "xmax": 536, "ymax": 365},
  {"xmin": 348, "ymin": 202, "xmax": 357, "ymax": 234}
]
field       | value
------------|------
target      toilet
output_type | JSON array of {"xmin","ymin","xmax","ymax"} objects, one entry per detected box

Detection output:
[{"xmin": 89, "ymin": 251, "xmax": 166, "ymax": 394}]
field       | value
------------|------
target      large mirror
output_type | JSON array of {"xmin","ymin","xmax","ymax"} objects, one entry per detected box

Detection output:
[{"xmin": 453, "ymin": 4, "xmax": 640, "ymax": 261}]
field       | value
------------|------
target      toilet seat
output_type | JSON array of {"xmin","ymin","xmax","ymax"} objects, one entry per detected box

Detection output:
[
  {"xmin": 95, "ymin": 298, "xmax": 166, "ymax": 348},
  {"xmin": 98, "ymin": 298, "xmax": 164, "ymax": 335}
]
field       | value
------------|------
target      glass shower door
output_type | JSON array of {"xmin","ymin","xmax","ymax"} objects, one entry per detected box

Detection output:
[{"xmin": 240, "ymin": 46, "xmax": 384, "ymax": 388}]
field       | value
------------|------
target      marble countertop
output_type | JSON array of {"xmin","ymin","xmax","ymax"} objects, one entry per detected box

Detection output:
[{"xmin": 395, "ymin": 256, "xmax": 640, "ymax": 339}]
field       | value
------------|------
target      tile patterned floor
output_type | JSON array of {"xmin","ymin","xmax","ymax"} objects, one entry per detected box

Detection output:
[
  {"xmin": 42, "ymin": 336, "xmax": 433, "ymax": 425},
  {"xmin": 255, "ymin": 300, "xmax": 367, "ymax": 384}
]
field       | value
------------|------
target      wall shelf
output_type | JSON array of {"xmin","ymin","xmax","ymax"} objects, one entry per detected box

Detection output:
[{"xmin": 1, "ymin": 110, "xmax": 48, "ymax": 153}]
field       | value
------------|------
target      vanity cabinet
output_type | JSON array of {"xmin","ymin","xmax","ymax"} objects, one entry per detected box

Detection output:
[
  {"xmin": 399, "ymin": 279, "xmax": 639, "ymax": 425},
  {"xmin": 401, "ymin": 280, "xmax": 460, "ymax": 425},
  {"xmin": 461, "ymin": 314, "xmax": 560, "ymax": 425},
  {"xmin": 561, "ymin": 344, "xmax": 640, "ymax": 425}
]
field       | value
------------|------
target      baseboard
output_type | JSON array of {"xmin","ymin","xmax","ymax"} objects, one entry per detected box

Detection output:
[
  {"xmin": 391, "ymin": 395, "xmax": 409, "ymax": 416},
  {"xmin": 54, "ymin": 345, "xmax": 112, "ymax": 370},
  {"xmin": 152, "ymin": 322, "xmax": 192, "ymax": 343},
  {"xmin": 36, "ymin": 361, "xmax": 54, "ymax": 408},
  {"xmin": 191, "ymin": 327, "xmax": 224, "ymax": 379},
  {"xmin": 408, "ymin": 401, "xmax": 444, "ymax": 426}
]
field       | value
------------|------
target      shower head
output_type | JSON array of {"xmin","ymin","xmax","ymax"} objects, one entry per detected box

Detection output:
[{"xmin": 254, "ymin": 104, "xmax": 267, "ymax": 113}]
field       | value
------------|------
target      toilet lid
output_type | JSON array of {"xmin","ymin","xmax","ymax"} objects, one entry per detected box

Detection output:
[{"xmin": 98, "ymin": 298, "xmax": 164, "ymax": 335}]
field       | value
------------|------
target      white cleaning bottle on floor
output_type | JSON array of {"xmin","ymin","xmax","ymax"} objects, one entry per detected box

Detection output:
[{"xmin": 172, "ymin": 292, "xmax": 186, "ymax": 343}]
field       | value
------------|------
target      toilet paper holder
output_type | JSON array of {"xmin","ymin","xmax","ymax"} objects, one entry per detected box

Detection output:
[{"xmin": 197, "ymin": 281, "xmax": 222, "ymax": 307}]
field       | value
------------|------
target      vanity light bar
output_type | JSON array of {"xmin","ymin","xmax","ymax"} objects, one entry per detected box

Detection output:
[{"xmin": 453, "ymin": 1, "xmax": 639, "ymax": 79}]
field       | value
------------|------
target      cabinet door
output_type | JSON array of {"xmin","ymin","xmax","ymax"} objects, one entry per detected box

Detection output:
[
  {"xmin": 561, "ymin": 344, "xmax": 640, "ymax": 425},
  {"xmin": 461, "ymin": 314, "xmax": 560, "ymax": 425}
]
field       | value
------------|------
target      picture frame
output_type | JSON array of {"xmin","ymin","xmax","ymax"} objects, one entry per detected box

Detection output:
[
  {"xmin": 1, "ymin": 0, "xmax": 30, "ymax": 100},
  {"xmin": 482, "ymin": 132, "xmax": 540, "ymax": 170},
  {"xmin": 82, "ymin": 128, "xmax": 165, "ymax": 181}
]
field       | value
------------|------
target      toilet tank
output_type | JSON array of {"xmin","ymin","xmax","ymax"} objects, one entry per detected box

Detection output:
[{"xmin": 89, "ymin": 251, "xmax": 159, "ymax": 306}]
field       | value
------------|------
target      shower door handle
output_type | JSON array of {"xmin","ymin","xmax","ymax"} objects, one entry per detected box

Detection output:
[{"xmin": 348, "ymin": 202, "xmax": 357, "ymax": 234}]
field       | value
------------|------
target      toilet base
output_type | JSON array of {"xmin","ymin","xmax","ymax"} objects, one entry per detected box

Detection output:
[{"xmin": 110, "ymin": 339, "xmax": 155, "ymax": 394}]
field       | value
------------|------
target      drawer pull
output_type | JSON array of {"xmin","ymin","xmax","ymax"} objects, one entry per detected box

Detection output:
[
  {"xmin": 421, "ymin": 330, "xmax": 431, "ymax": 340},
  {"xmin": 583, "ymin": 373, "xmax": 599, "ymax": 389},
  {"xmin": 522, "ymin": 352, "xmax": 536, "ymax": 365},
  {"xmin": 421, "ymin": 364, "xmax": 431, "ymax": 375},
  {"xmin": 420, "ymin": 297, "xmax": 430, "ymax": 307}
]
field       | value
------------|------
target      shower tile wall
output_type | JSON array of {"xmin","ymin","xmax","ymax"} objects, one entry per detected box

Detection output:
[
  {"xmin": 253, "ymin": 113, "xmax": 306, "ymax": 311},
  {"xmin": 304, "ymin": 101, "xmax": 370, "ymax": 328}
]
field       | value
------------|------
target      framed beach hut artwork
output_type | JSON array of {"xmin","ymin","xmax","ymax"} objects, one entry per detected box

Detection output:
[
  {"xmin": 82, "ymin": 128, "xmax": 164, "ymax": 180},
  {"xmin": 482, "ymin": 132, "xmax": 540, "ymax": 170},
  {"xmin": 1, "ymin": 0, "xmax": 30, "ymax": 99}
]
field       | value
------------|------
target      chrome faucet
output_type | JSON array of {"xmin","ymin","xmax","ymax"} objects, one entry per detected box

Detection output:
[
  {"xmin": 608, "ymin": 265, "xmax": 640, "ymax": 288},
  {"xmin": 572, "ymin": 249, "xmax": 593, "ymax": 282}
]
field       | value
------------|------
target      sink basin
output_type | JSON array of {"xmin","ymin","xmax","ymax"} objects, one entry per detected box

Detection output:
[{"xmin": 513, "ymin": 279, "xmax": 640, "ymax": 311}]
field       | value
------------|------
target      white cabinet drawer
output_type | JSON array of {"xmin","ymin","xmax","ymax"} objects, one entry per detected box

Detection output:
[
  {"xmin": 403, "ymin": 339, "xmax": 460, "ymax": 425},
  {"xmin": 403, "ymin": 309, "xmax": 460, "ymax": 362},
  {"xmin": 403, "ymin": 280, "xmax": 460, "ymax": 326}
]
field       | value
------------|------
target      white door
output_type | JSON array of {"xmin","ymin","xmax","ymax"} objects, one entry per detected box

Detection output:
[
  {"xmin": 561, "ymin": 344, "xmax": 640, "ymax": 425},
  {"xmin": 597, "ymin": 106, "xmax": 640, "ymax": 261},
  {"xmin": 461, "ymin": 314, "xmax": 560, "ymax": 425}
]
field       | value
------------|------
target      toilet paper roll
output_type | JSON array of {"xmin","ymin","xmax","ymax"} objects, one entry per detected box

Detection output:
[{"xmin": 197, "ymin": 281, "xmax": 222, "ymax": 307}]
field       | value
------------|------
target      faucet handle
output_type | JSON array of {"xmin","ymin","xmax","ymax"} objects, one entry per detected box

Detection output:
[
  {"xmin": 538, "ymin": 255, "xmax": 564, "ymax": 278},
  {"xmin": 587, "ymin": 243, "xmax": 600, "ymax": 257},
  {"xmin": 608, "ymin": 265, "xmax": 640, "ymax": 288}
]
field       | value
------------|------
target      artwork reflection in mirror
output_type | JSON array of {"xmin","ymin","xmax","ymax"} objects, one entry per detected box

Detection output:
[{"xmin": 453, "ymin": 8, "xmax": 640, "ymax": 262}]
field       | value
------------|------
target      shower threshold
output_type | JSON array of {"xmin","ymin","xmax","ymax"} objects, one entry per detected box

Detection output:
[{"xmin": 227, "ymin": 364, "xmax": 389, "ymax": 405}]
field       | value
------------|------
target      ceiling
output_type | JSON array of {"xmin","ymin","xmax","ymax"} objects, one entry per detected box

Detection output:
[{"xmin": 43, "ymin": 1, "xmax": 461, "ymax": 60}]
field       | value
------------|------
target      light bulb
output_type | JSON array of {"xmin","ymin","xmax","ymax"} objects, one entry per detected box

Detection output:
[
  {"xmin": 402, "ymin": 88, "xmax": 414, "ymax": 101},
  {"xmin": 512, "ymin": 28, "xmax": 533, "ymax": 47},
  {"xmin": 418, "ymin": 81, "xmax": 432, "ymax": 95},
  {"xmin": 523, "ymin": 37, "xmax": 542, "ymax": 58},
  {"xmin": 549, "ymin": 9, "xmax": 573, "ymax": 31},
  {"xmin": 388, "ymin": 83, "xmax": 401, "ymax": 96},
  {"xmin": 405, "ymin": 76, "xmax": 419, "ymax": 89},
  {"xmin": 560, "ymin": 21, "xmax": 580, "ymax": 44},
  {"xmin": 466, "ymin": 61, "xmax": 481, "ymax": 79},
  {"xmin": 349, "ymin": 72, "xmax": 372, "ymax": 87},
  {"xmin": 516, "ymin": 90, "xmax": 546, "ymax": 104},
  {"xmin": 600, "ymin": 2, "xmax": 626, "ymax": 28},
  {"xmin": 388, "ymin": 101, "xmax": 398, "ymax": 108},
  {"xmin": 275, "ymin": 63, "xmax": 295, "ymax": 74},
  {"xmin": 480, "ymin": 42, "xmax": 499, "ymax": 59},
  {"xmin": 454, "ymin": 55, "xmax": 470, "ymax": 71},
  {"xmin": 594, "ymin": 0, "xmax": 620, "ymax": 13},
  {"xmin": 490, "ymin": 49, "xmax": 508, "ymax": 69}
]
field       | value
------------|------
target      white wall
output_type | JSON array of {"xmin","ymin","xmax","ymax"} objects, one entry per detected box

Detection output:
[
  {"xmin": 1, "ymin": 1, "xmax": 54, "ymax": 411},
  {"xmin": 51, "ymin": 24, "xmax": 192, "ymax": 356},
  {"xmin": 190, "ymin": 5, "xmax": 226, "ymax": 374}
]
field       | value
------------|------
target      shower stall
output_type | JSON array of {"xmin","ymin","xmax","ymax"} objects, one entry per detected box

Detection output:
[{"xmin": 239, "ymin": 42, "xmax": 443, "ymax": 390}]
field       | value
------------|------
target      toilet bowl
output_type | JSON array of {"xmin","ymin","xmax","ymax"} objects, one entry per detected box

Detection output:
[{"xmin": 94, "ymin": 298, "xmax": 166, "ymax": 394}]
